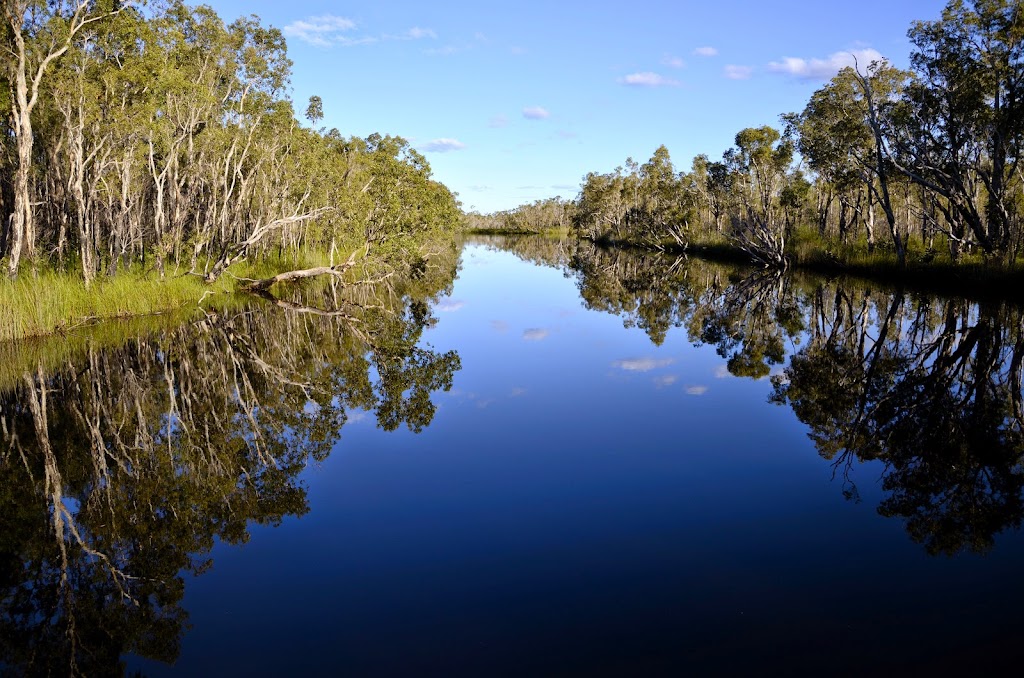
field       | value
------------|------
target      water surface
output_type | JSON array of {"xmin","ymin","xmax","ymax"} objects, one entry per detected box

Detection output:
[{"xmin": 3, "ymin": 237, "xmax": 1024, "ymax": 675}]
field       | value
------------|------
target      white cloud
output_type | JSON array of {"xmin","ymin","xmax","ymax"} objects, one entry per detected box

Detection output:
[
  {"xmin": 714, "ymin": 365, "xmax": 732, "ymax": 378},
  {"xmin": 767, "ymin": 48, "xmax": 885, "ymax": 81},
  {"xmin": 421, "ymin": 138, "xmax": 467, "ymax": 152},
  {"xmin": 406, "ymin": 27, "xmax": 437, "ymax": 39},
  {"xmin": 619, "ymin": 72, "xmax": 680, "ymax": 87},
  {"xmin": 662, "ymin": 54, "xmax": 686, "ymax": 68},
  {"xmin": 654, "ymin": 375, "xmax": 679, "ymax": 387},
  {"xmin": 523, "ymin": 328, "xmax": 549, "ymax": 341},
  {"xmin": 436, "ymin": 299, "xmax": 465, "ymax": 311},
  {"xmin": 694, "ymin": 46, "xmax": 718, "ymax": 57},
  {"xmin": 510, "ymin": 387, "xmax": 527, "ymax": 397},
  {"xmin": 425, "ymin": 45, "xmax": 463, "ymax": 56},
  {"xmin": 284, "ymin": 15, "xmax": 358, "ymax": 47},
  {"xmin": 489, "ymin": 114, "xmax": 509, "ymax": 128},
  {"xmin": 612, "ymin": 357, "xmax": 676, "ymax": 372},
  {"xmin": 724, "ymin": 64, "xmax": 753, "ymax": 80},
  {"xmin": 685, "ymin": 385, "xmax": 709, "ymax": 396},
  {"xmin": 522, "ymin": 106, "xmax": 550, "ymax": 120}
]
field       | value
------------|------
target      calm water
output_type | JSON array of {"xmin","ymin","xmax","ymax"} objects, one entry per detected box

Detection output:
[{"xmin": 3, "ymin": 236, "xmax": 1024, "ymax": 675}]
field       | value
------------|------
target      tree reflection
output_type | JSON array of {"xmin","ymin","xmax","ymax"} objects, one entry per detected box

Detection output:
[
  {"xmin": 0, "ymin": 259, "xmax": 460, "ymax": 675},
  {"xmin": 514, "ymin": 236, "xmax": 1024, "ymax": 557},
  {"xmin": 774, "ymin": 291, "xmax": 1024, "ymax": 555}
]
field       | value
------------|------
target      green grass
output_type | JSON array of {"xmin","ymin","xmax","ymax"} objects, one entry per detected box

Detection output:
[
  {"xmin": 0, "ymin": 249, "xmax": 361, "ymax": 344},
  {"xmin": 0, "ymin": 269, "xmax": 214, "ymax": 343}
]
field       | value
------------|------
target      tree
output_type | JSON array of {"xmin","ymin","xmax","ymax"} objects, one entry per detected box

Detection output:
[
  {"xmin": 889, "ymin": 0, "xmax": 1024, "ymax": 262},
  {"xmin": 2, "ymin": 0, "xmax": 118, "ymax": 277},
  {"xmin": 797, "ymin": 61, "xmax": 911, "ymax": 262},
  {"xmin": 305, "ymin": 94, "xmax": 323, "ymax": 126},
  {"xmin": 726, "ymin": 125, "xmax": 794, "ymax": 267}
]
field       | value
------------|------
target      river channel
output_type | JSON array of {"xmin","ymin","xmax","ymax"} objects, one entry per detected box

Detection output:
[{"xmin": 3, "ymin": 235, "xmax": 1024, "ymax": 675}]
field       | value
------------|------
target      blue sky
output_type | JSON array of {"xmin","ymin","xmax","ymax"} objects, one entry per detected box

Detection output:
[{"xmin": 203, "ymin": 1, "xmax": 946, "ymax": 213}]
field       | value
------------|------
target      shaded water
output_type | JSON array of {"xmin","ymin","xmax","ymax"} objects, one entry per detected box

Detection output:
[{"xmin": 2, "ymin": 236, "xmax": 1024, "ymax": 675}]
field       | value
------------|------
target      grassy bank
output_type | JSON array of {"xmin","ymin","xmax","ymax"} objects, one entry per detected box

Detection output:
[{"xmin": 0, "ymin": 250, "xmax": 353, "ymax": 343}]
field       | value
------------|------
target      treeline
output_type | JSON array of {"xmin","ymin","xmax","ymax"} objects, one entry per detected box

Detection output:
[
  {"xmin": 562, "ymin": 0, "xmax": 1024, "ymax": 268},
  {"xmin": 0, "ymin": 1, "xmax": 459, "ymax": 285},
  {"xmin": 464, "ymin": 197, "xmax": 576, "ymax": 234}
]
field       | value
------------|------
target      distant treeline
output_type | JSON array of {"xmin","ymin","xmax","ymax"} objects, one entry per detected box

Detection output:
[
  {"xmin": 472, "ymin": 0, "xmax": 1024, "ymax": 269},
  {"xmin": 1, "ymin": 1, "xmax": 460, "ymax": 285}
]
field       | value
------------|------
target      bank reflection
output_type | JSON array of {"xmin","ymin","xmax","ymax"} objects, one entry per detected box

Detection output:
[
  {"xmin": 517, "ymin": 237, "xmax": 1024, "ymax": 557},
  {"xmin": 0, "ymin": 255, "xmax": 460, "ymax": 675}
]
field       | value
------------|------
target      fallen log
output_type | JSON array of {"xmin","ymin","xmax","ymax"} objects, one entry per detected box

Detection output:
[{"xmin": 240, "ymin": 262, "xmax": 356, "ymax": 291}]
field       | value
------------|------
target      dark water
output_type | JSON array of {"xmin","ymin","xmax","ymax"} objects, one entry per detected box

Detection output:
[{"xmin": 3, "ymin": 236, "xmax": 1024, "ymax": 675}]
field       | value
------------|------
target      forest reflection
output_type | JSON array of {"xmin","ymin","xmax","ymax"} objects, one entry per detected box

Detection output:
[
  {"xmin": 478, "ymin": 235, "xmax": 1024, "ymax": 557},
  {"xmin": 0, "ymin": 252, "xmax": 461, "ymax": 675}
]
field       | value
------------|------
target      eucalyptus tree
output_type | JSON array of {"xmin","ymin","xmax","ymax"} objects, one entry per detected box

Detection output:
[
  {"xmin": 635, "ymin": 145, "xmax": 689, "ymax": 248},
  {"xmin": 703, "ymin": 157, "xmax": 733, "ymax": 234},
  {"xmin": 572, "ymin": 147, "xmax": 690, "ymax": 248},
  {"xmin": 797, "ymin": 62, "xmax": 911, "ymax": 262},
  {"xmin": 725, "ymin": 126, "xmax": 795, "ymax": 267},
  {"xmin": 574, "ymin": 169, "xmax": 627, "ymax": 241},
  {"xmin": 2, "ymin": 0, "xmax": 119, "ymax": 277},
  {"xmin": 888, "ymin": 0, "xmax": 1024, "ymax": 262}
]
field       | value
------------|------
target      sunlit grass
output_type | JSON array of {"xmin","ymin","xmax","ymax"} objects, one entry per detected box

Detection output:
[
  {"xmin": 0, "ymin": 269, "xmax": 209, "ymax": 343},
  {"xmin": 0, "ymin": 249, "xmax": 361, "ymax": 343}
]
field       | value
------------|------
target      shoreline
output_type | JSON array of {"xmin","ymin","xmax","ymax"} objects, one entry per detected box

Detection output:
[{"xmin": 466, "ymin": 228, "xmax": 1024, "ymax": 305}]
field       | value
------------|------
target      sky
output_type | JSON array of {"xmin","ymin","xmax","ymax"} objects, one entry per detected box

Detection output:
[{"xmin": 201, "ymin": 0, "xmax": 948, "ymax": 213}]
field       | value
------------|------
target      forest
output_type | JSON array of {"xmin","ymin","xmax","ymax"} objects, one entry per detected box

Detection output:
[
  {"xmin": 1, "ymin": 0, "xmax": 459, "ymax": 328},
  {"xmin": 471, "ymin": 0, "xmax": 1024, "ymax": 275}
]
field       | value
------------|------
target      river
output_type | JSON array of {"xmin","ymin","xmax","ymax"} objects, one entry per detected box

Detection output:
[{"xmin": 3, "ymin": 235, "xmax": 1023, "ymax": 675}]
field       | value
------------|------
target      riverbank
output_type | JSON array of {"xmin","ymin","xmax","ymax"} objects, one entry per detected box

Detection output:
[
  {"xmin": 542, "ymin": 227, "xmax": 1024, "ymax": 305},
  {"xmin": 0, "ymin": 251, "xmax": 358, "ymax": 343}
]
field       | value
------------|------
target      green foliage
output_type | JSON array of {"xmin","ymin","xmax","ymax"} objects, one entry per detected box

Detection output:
[
  {"xmin": 571, "ymin": 146, "xmax": 693, "ymax": 248},
  {"xmin": 0, "ymin": 0, "xmax": 460, "ymax": 285},
  {"xmin": 465, "ymin": 198, "xmax": 575, "ymax": 234}
]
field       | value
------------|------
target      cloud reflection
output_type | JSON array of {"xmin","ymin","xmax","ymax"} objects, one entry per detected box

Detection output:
[
  {"xmin": 436, "ymin": 299, "xmax": 465, "ymax": 312},
  {"xmin": 523, "ymin": 328, "xmax": 550, "ymax": 341},
  {"xmin": 612, "ymin": 357, "xmax": 675, "ymax": 372}
]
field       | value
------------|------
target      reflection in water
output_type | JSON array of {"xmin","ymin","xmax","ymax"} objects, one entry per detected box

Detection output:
[
  {"xmin": 0, "ymin": 256, "xmax": 460, "ymax": 674},
  {"xmin": 484, "ymin": 235, "xmax": 1024, "ymax": 557},
  {"xmin": 774, "ymin": 290, "xmax": 1024, "ymax": 556}
]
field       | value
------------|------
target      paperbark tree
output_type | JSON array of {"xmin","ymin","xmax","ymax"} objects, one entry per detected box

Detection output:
[{"xmin": 2, "ymin": 0, "xmax": 116, "ymax": 277}]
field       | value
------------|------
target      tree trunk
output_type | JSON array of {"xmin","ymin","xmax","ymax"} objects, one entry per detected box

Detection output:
[{"xmin": 8, "ymin": 105, "xmax": 34, "ymax": 278}]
